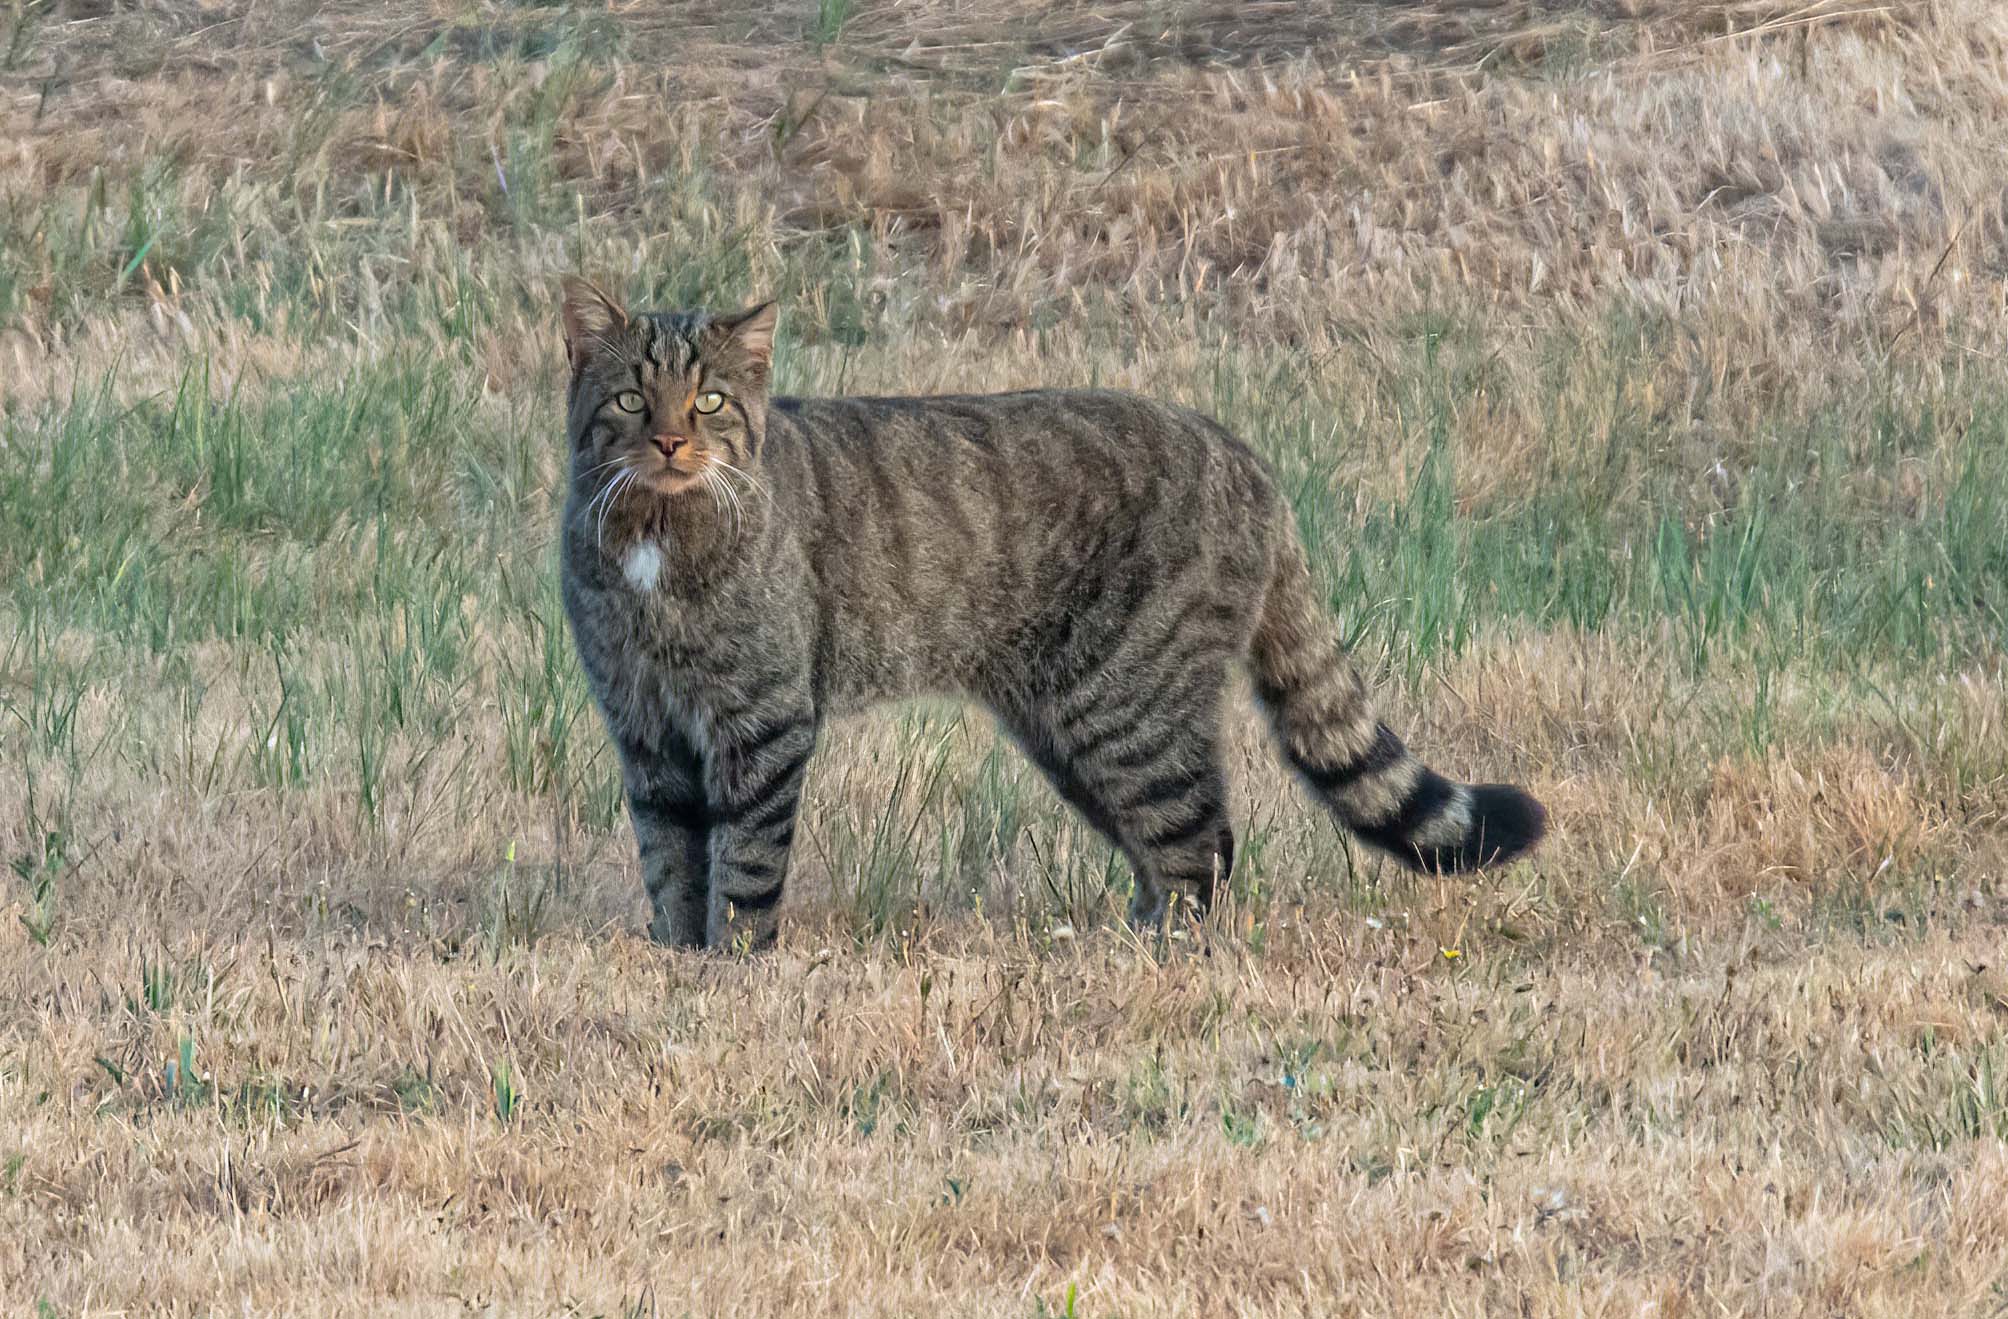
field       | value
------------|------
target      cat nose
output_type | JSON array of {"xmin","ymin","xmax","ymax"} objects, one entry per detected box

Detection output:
[{"xmin": 654, "ymin": 434, "xmax": 687, "ymax": 457}]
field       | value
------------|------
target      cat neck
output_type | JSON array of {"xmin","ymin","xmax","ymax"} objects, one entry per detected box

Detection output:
[{"xmin": 574, "ymin": 478, "xmax": 769, "ymax": 592}]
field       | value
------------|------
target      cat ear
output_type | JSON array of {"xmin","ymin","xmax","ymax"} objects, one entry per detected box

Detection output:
[
  {"xmin": 561, "ymin": 276, "xmax": 627, "ymax": 370},
  {"xmin": 715, "ymin": 300, "xmax": 777, "ymax": 368}
]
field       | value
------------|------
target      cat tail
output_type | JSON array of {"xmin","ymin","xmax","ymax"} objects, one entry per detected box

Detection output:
[{"xmin": 1248, "ymin": 540, "xmax": 1545, "ymax": 873}]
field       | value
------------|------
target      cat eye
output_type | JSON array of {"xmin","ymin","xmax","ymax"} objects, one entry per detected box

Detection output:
[
  {"xmin": 614, "ymin": 391, "xmax": 645, "ymax": 414},
  {"xmin": 693, "ymin": 390, "xmax": 726, "ymax": 415}
]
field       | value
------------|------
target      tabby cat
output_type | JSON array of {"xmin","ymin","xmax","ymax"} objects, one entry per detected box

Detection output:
[{"xmin": 558, "ymin": 279, "xmax": 1546, "ymax": 950}]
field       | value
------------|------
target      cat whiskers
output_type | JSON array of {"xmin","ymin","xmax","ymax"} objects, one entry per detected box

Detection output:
[
  {"xmin": 700, "ymin": 462, "xmax": 746, "ymax": 537},
  {"xmin": 708, "ymin": 457, "xmax": 771, "ymax": 512},
  {"xmin": 587, "ymin": 467, "xmax": 638, "ymax": 549}
]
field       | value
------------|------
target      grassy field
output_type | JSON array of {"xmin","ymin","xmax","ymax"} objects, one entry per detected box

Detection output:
[{"xmin": 3, "ymin": 0, "xmax": 2007, "ymax": 1313}]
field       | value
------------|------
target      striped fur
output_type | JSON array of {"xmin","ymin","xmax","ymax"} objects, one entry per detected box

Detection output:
[{"xmin": 558, "ymin": 281, "xmax": 1546, "ymax": 949}]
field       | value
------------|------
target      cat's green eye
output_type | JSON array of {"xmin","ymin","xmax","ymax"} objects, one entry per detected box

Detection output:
[
  {"xmin": 694, "ymin": 390, "xmax": 726, "ymax": 415},
  {"xmin": 614, "ymin": 391, "xmax": 645, "ymax": 414}
]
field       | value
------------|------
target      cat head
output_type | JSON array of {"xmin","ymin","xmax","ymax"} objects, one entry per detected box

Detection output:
[{"xmin": 560, "ymin": 277, "xmax": 777, "ymax": 499}]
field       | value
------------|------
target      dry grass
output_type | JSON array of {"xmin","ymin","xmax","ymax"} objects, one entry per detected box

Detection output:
[
  {"xmin": 10, "ymin": 911, "xmax": 2008, "ymax": 1314},
  {"xmin": 2, "ymin": 1, "xmax": 2007, "ymax": 1313}
]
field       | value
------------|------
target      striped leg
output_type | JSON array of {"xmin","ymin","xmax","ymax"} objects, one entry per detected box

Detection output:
[
  {"xmin": 1111, "ymin": 753, "xmax": 1233, "ymax": 927},
  {"xmin": 620, "ymin": 729, "xmax": 710, "ymax": 948},
  {"xmin": 705, "ymin": 710, "xmax": 817, "ymax": 952},
  {"xmin": 1040, "ymin": 665, "xmax": 1236, "ymax": 927},
  {"xmin": 997, "ymin": 718, "xmax": 1127, "ymax": 848}
]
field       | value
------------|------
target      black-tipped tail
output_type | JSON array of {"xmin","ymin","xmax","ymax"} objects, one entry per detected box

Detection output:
[
  {"xmin": 1354, "ymin": 774, "xmax": 1547, "ymax": 874},
  {"xmin": 1450, "ymin": 782, "xmax": 1547, "ymax": 872},
  {"xmin": 1248, "ymin": 539, "xmax": 1547, "ymax": 876}
]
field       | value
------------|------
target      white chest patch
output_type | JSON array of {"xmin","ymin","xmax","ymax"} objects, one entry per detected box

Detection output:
[{"xmin": 621, "ymin": 541, "xmax": 664, "ymax": 592}]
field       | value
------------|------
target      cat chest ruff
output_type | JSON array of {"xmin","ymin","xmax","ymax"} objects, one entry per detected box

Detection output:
[{"xmin": 621, "ymin": 541, "xmax": 665, "ymax": 592}]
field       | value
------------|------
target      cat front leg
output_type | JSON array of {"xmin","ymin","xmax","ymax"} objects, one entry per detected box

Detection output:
[
  {"xmin": 619, "ymin": 727, "xmax": 711, "ymax": 948},
  {"xmin": 704, "ymin": 708, "xmax": 818, "ymax": 951}
]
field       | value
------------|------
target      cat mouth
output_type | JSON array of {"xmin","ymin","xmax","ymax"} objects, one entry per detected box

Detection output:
[{"xmin": 638, "ymin": 450, "xmax": 709, "ymax": 494}]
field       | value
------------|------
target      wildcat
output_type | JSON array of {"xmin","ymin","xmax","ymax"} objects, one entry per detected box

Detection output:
[{"xmin": 558, "ymin": 279, "xmax": 1546, "ymax": 950}]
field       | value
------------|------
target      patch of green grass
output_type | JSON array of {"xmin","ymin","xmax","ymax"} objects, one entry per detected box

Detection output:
[
  {"xmin": 1810, "ymin": 867, "xmax": 1954, "ymax": 947},
  {"xmin": 843, "ymin": 1068, "xmax": 910, "ymax": 1138},
  {"xmin": 1119, "ymin": 1054, "xmax": 1180, "ymax": 1136},
  {"xmin": 809, "ymin": 0, "xmax": 854, "ymax": 48},
  {"xmin": 944, "ymin": 742, "xmax": 1028, "ymax": 902},
  {"xmin": 1610, "ymin": 871, "xmax": 1675, "ymax": 952},
  {"xmin": 1, "ymin": 0, "xmax": 50, "ymax": 74},
  {"xmin": 1463, "ymin": 1078, "xmax": 1532, "ymax": 1142},
  {"xmin": 481, "ymin": 840, "xmax": 555, "ymax": 958},
  {"xmin": 0, "ymin": 357, "xmax": 487, "ymax": 652},
  {"xmin": 391, "ymin": 1067, "xmax": 437, "ymax": 1114},
  {"xmin": 8, "ymin": 828, "xmax": 61, "ymax": 947},
  {"xmin": 497, "ymin": 587, "xmax": 595, "ymax": 802},
  {"xmin": 821, "ymin": 713, "xmax": 961, "ymax": 941},
  {"xmin": 492, "ymin": 1060, "xmax": 521, "ymax": 1122},
  {"xmin": 164, "ymin": 1035, "xmax": 208, "ymax": 1108},
  {"xmin": 1220, "ymin": 1104, "xmax": 1265, "ymax": 1149},
  {"xmin": 132, "ymin": 953, "xmax": 182, "ymax": 1016},
  {"xmin": 1255, "ymin": 319, "xmax": 2008, "ymax": 683},
  {"xmin": 220, "ymin": 1075, "xmax": 303, "ymax": 1129},
  {"xmin": 1032, "ymin": 1283, "xmax": 1081, "ymax": 1319},
  {"xmin": 1880, "ymin": 1043, "xmax": 2008, "ymax": 1150}
]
